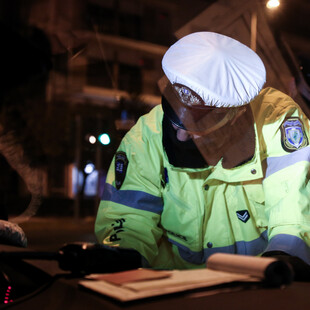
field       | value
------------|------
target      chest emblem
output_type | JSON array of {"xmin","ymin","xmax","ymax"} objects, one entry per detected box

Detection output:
[
  {"xmin": 280, "ymin": 117, "xmax": 308, "ymax": 152},
  {"xmin": 236, "ymin": 210, "xmax": 250, "ymax": 223}
]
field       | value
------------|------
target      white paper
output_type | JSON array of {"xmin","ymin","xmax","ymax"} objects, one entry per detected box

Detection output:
[
  {"xmin": 79, "ymin": 253, "xmax": 290, "ymax": 302},
  {"xmin": 80, "ymin": 268, "xmax": 257, "ymax": 301}
]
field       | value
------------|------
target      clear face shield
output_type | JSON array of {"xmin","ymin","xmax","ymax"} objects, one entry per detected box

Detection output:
[{"xmin": 159, "ymin": 76, "xmax": 255, "ymax": 168}]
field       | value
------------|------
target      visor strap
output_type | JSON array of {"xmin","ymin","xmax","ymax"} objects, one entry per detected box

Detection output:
[{"xmin": 186, "ymin": 108, "xmax": 239, "ymax": 136}]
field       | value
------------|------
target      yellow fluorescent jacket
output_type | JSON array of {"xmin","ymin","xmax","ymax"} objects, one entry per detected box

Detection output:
[{"xmin": 95, "ymin": 88, "xmax": 310, "ymax": 269}]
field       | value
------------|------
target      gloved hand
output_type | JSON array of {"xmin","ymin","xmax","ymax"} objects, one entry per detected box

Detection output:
[
  {"xmin": 58, "ymin": 243, "xmax": 143, "ymax": 274},
  {"xmin": 262, "ymin": 251, "xmax": 310, "ymax": 281}
]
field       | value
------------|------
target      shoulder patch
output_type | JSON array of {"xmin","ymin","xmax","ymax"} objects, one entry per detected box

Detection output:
[
  {"xmin": 280, "ymin": 117, "xmax": 308, "ymax": 152},
  {"xmin": 115, "ymin": 151, "xmax": 128, "ymax": 190}
]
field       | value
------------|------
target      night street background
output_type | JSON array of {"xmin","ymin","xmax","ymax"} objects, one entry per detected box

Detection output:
[
  {"xmin": 20, "ymin": 217, "xmax": 96, "ymax": 252},
  {"xmin": 1, "ymin": 0, "xmax": 310, "ymax": 259}
]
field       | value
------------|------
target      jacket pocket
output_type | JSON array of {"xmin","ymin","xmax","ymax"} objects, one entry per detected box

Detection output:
[
  {"xmin": 243, "ymin": 182, "xmax": 267, "ymax": 229},
  {"xmin": 161, "ymin": 187, "xmax": 202, "ymax": 251}
]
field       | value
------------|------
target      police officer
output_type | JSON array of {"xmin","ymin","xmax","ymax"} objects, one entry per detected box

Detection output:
[{"xmin": 95, "ymin": 32, "xmax": 310, "ymax": 279}]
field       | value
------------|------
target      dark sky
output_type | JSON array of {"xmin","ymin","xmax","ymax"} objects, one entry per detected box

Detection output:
[{"xmin": 266, "ymin": 0, "xmax": 310, "ymax": 39}]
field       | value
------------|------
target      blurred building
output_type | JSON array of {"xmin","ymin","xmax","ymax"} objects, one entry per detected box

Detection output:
[
  {"xmin": 1, "ymin": 0, "xmax": 309, "ymax": 217},
  {"xmin": 0, "ymin": 0, "xmax": 215, "ymax": 216},
  {"xmin": 175, "ymin": 0, "xmax": 310, "ymax": 116}
]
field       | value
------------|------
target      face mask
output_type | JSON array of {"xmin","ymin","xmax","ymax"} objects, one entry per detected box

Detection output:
[{"xmin": 162, "ymin": 113, "xmax": 207, "ymax": 168}]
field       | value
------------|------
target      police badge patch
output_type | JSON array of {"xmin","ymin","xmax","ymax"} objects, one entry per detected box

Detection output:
[
  {"xmin": 115, "ymin": 151, "xmax": 128, "ymax": 190},
  {"xmin": 280, "ymin": 117, "xmax": 308, "ymax": 152}
]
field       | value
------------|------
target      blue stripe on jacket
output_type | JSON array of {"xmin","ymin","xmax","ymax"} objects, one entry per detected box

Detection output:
[
  {"xmin": 169, "ymin": 230, "xmax": 268, "ymax": 265},
  {"xmin": 264, "ymin": 234, "xmax": 310, "ymax": 265},
  {"xmin": 102, "ymin": 183, "xmax": 163, "ymax": 214}
]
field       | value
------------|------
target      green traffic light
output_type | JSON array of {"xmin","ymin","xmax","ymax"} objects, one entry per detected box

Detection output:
[{"xmin": 98, "ymin": 133, "xmax": 111, "ymax": 145}]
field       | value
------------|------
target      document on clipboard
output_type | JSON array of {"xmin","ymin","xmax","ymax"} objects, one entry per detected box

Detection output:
[{"xmin": 79, "ymin": 253, "xmax": 293, "ymax": 302}]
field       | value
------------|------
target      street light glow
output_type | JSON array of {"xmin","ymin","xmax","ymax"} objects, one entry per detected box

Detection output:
[
  {"xmin": 88, "ymin": 135, "xmax": 96, "ymax": 144},
  {"xmin": 266, "ymin": 0, "xmax": 280, "ymax": 9},
  {"xmin": 84, "ymin": 162, "xmax": 95, "ymax": 174}
]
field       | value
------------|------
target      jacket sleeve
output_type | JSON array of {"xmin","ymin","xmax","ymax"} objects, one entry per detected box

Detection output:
[
  {"xmin": 260, "ymin": 91, "xmax": 310, "ymax": 265},
  {"xmin": 95, "ymin": 114, "xmax": 165, "ymax": 266}
]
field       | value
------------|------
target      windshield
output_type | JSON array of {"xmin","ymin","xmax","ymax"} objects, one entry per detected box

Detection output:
[{"xmin": 0, "ymin": 0, "xmax": 310, "ymax": 306}]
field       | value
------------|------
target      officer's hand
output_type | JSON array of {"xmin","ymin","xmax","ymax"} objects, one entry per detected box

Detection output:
[
  {"xmin": 263, "ymin": 251, "xmax": 310, "ymax": 281},
  {"xmin": 58, "ymin": 243, "xmax": 143, "ymax": 274}
]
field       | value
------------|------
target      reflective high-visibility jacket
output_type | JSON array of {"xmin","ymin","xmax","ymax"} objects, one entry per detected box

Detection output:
[{"xmin": 95, "ymin": 87, "xmax": 310, "ymax": 269}]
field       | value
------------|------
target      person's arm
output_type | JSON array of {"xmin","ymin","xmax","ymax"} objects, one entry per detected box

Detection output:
[
  {"xmin": 95, "ymin": 111, "xmax": 165, "ymax": 268},
  {"xmin": 260, "ymin": 95, "xmax": 310, "ymax": 280}
]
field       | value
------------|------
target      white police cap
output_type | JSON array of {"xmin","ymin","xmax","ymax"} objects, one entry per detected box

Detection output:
[{"xmin": 162, "ymin": 32, "xmax": 266, "ymax": 108}]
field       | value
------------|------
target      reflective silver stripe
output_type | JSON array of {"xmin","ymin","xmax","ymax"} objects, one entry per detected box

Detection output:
[
  {"xmin": 169, "ymin": 230, "xmax": 268, "ymax": 265},
  {"xmin": 102, "ymin": 183, "xmax": 163, "ymax": 214},
  {"xmin": 264, "ymin": 234, "xmax": 310, "ymax": 265},
  {"xmin": 265, "ymin": 146, "xmax": 310, "ymax": 178}
]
